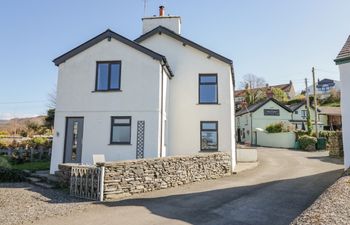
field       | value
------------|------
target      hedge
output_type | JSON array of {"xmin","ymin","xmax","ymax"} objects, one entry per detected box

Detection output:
[
  {"xmin": 0, "ymin": 167, "xmax": 26, "ymax": 182},
  {"xmin": 299, "ymin": 135, "xmax": 317, "ymax": 151}
]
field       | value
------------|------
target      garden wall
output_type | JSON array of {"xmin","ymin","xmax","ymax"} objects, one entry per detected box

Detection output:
[
  {"xmin": 256, "ymin": 131, "xmax": 296, "ymax": 149},
  {"xmin": 320, "ymin": 131, "xmax": 343, "ymax": 157},
  {"xmin": 97, "ymin": 152, "xmax": 231, "ymax": 200}
]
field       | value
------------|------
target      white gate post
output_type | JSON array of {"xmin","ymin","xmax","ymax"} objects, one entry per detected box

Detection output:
[{"xmin": 99, "ymin": 166, "xmax": 105, "ymax": 202}]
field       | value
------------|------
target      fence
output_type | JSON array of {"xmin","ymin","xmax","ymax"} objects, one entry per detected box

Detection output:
[
  {"xmin": 70, "ymin": 165, "xmax": 105, "ymax": 201},
  {"xmin": 0, "ymin": 148, "xmax": 51, "ymax": 161}
]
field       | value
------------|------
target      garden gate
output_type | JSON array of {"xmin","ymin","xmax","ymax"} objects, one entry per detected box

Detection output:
[{"xmin": 70, "ymin": 165, "xmax": 104, "ymax": 201}]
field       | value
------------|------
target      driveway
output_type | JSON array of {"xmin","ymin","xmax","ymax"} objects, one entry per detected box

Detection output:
[{"xmin": 29, "ymin": 148, "xmax": 344, "ymax": 225}]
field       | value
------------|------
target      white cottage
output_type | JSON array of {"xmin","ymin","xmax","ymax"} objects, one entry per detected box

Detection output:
[
  {"xmin": 50, "ymin": 7, "xmax": 236, "ymax": 173},
  {"xmin": 335, "ymin": 35, "xmax": 350, "ymax": 169}
]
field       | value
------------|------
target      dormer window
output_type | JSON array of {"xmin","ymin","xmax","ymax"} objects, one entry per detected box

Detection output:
[{"xmin": 96, "ymin": 61, "xmax": 121, "ymax": 91}]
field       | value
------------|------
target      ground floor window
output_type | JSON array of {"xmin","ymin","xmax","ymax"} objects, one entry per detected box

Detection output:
[
  {"xmin": 200, "ymin": 121, "xmax": 218, "ymax": 151},
  {"xmin": 110, "ymin": 116, "xmax": 131, "ymax": 144}
]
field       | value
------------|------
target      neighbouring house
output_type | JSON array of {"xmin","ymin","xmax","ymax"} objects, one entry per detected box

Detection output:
[
  {"xmin": 307, "ymin": 78, "xmax": 341, "ymax": 100},
  {"xmin": 288, "ymin": 101, "xmax": 325, "ymax": 131},
  {"xmin": 318, "ymin": 107, "xmax": 342, "ymax": 131},
  {"xmin": 236, "ymin": 98, "xmax": 292, "ymax": 145},
  {"xmin": 50, "ymin": 6, "xmax": 236, "ymax": 174},
  {"xmin": 234, "ymin": 81, "xmax": 295, "ymax": 110},
  {"xmin": 335, "ymin": 35, "xmax": 350, "ymax": 169},
  {"xmin": 236, "ymin": 98, "xmax": 324, "ymax": 145}
]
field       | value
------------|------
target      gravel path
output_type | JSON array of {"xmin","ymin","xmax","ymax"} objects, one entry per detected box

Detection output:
[
  {"xmin": 291, "ymin": 174, "xmax": 350, "ymax": 225},
  {"xmin": 0, "ymin": 182, "xmax": 94, "ymax": 225}
]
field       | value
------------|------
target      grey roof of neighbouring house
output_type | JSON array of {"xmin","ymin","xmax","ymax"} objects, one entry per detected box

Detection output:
[
  {"xmin": 53, "ymin": 29, "xmax": 174, "ymax": 77},
  {"xmin": 318, "ymin": 107, "xmax": 341, "ymax": 116},
  {"xmin": 287, "ymin": 101, "xmax": 306, "ymax": 112},
  {"xmin": 235, "ymin": 98, "xmax": 292, "ymax": 117},
  {"xmin": 135, "ymin": 26, "xmax": 234, "ymax": 83},
  {"xmin": 335, "ymin": 35, "xmax": 350, "ymax": 65}
]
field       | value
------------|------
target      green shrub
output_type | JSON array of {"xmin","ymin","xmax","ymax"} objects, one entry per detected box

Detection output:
[
  {"xmin": 266, "ymin": 122, "xmax": 293, "ymax": 133},
  {"xmin": 0, "ymin": 167, "xmax": 26, "ymax": 182},
  {"xmin": 299, "ymin": 135, "xmax": 317, "ymax": 151},
  {"xmin": 266, "ymin": 123, "xmax": 283, "ymax": 133},
  {"xmin": 0, "ymin": 156, "xmax": 11, "ymax": 168}
]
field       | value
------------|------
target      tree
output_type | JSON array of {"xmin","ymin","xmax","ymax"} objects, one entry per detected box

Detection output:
[
  {"xmin": 240, "ymin": 74, "xmax": 266, "ymax": 105},
  {"xmin": 25, "ymin": 121, "xmax": 40, "ymax": 137},
  {"xmin": 240, "ymin": 74, "xmax": 266, "ymax": 90},
  {"xmin": 271, "ymin": 88, "xmax": 288, "ymax": 102},
  {"xmin": 45, "ymin": 108, "xmax": 55, "ymax": 129},
  {"xmin": 47, "ymin": 86, "xmax": 56, "ymax": 109}
]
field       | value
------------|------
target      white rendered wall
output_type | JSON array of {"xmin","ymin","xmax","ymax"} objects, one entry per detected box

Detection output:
[
  {"xmin": 138, "ymin": 33, "xmax": 236, "ymax": 170},
  {"xmin": 142, "ymin": 16, "xmax": 181, "ymax": 34},
  {"xmin": 339, "ymin": 62, "xmax": 350, "ymax": 169},
  {"xmin": 50, "ymin": 38, "xmax": 165, "ymax": 173}
]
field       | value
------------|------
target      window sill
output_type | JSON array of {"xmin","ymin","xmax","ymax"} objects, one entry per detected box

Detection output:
[
  {"xmin": 109, "ymin": 143, "xmax": 132, "ymax": 146},
  {"xmin": 199, "ymin": 150, "xmax": 218, "ymax": 153},
  {"xmin": 197, "ymin": 103, "xmax": 221, "ymax": 105},
  {"xmin": 92, "ymin": 90, "xmax": 122, "ymax": 93}
]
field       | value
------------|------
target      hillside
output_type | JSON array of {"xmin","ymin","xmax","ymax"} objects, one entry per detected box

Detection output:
[{"xmin": 0, "ymin": 116, "xmax": 45, "ymax": 134}]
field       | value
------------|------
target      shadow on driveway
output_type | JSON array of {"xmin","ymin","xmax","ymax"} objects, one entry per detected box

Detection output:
[
  {"xmin": 307, "ymin": 156, "xmax": 343, "ymax": 165},
  {"xmin": 97, "ymin": 169, "xmax": 343, "ymax": 225}
]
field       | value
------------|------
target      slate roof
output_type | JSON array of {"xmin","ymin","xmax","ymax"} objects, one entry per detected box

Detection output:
[
  {"xmin": 135, "ymin": 26, "xmax": 234, "ymax": 83},
  {"xmin": 287, "ymin": 101, "xmax": 306, "ymax": 112},
  {"xmin": 53, "ymin": 29, "xmax": 174, "ymax": 77},
  {"xmin": 235, "ymin": 83, "xmax": 293, "ymax": 98},
  {"xmin": 235, "ymin": 98, "xmax": 292, "ymax": 116},
  {"xmin": 335, "ymin": 35, "xmax": 350, "ymax": 65}
]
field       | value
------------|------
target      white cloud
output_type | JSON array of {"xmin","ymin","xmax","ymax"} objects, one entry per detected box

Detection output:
[{"xmin": 0, "ymin": 112, "xmax": 40, "ymax": 120}]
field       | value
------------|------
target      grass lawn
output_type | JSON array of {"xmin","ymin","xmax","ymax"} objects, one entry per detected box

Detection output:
[{"xmin": 0, "ymin": 155, "xmax": 50, "ymax": 171}]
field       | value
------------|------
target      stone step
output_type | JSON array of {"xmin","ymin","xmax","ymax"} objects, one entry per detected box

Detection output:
[
  {"xmin": 34, "ymin": 182, "xmax": 55, "ymax": 189},
  {"xmin": 27, "ymin": 177, "xmax": 41, "ymax": 183}
]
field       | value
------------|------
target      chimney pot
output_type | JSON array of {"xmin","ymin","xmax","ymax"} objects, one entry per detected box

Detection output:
[{"xmin": 159, "ymin": 6, "xmax": 165, "ymax": 16}]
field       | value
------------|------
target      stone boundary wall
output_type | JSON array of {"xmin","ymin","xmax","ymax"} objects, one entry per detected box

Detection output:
[
  {"xmin": 320, "ymin": 131, "xmax": 343, "ymax": 157},
  {"xmin": 97, "ymin": 152, "xmax": 231, "ymax": 200},
  {"xmin": 57, "ymin": 164, "xmax": 74, "ymax": 188}
]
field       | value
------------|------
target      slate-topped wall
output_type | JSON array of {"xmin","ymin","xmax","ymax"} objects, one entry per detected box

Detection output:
[{"xmin": 98, "ymin": 152, "xmax": 231, "ymax": 200}]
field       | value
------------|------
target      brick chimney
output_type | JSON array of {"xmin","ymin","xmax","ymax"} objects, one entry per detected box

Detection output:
[
  {"xmin": 159, "ymin": 6, "xmax": 165, "ymax": 16},
  {"xmin": 266, "ymin": 87, "xmax": 274, "ymax": 98},
  {"xmin": 142, "ymin": 6, "xmax": 181, "ymax": 34}
]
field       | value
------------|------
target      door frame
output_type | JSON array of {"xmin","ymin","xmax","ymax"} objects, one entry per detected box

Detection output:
[{"xmin": 63, "ymin": 116, "xmax": 84, "ymax": 163}]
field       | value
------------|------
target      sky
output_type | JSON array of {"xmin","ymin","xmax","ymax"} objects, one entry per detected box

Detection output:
[{"xmin": 0, "ymin": 0, "xmax": 349, "ymax": 120}]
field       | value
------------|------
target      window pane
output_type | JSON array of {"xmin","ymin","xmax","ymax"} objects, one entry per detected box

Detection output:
[
  {"xmin": 112, "ymin": 126, "xmax": 131, "ymax": 143},
  {"xmin": 97, "ymin": 64, "xmax": 109, "ymax": 90},
  {"xmin": 200, "ymin": 75, "xmax": 216, "ymax": 83},
  {"xmin": 202, "ymin": 122, "xmax": 216, "ymax": 130},
  {"xmin": 200, "ymin": 84, "xmax": 217, "ymax": 103},
  {"xmin": 110, "ymin": 63, "xmax": 121, "ymax": 89},
  {"xmin": 201, "ymin": 131, "xmax": 217, "ymax": 150},
  {"xmin": 114, "ymin": 118, "xmax": 130, "ymax": 124}
]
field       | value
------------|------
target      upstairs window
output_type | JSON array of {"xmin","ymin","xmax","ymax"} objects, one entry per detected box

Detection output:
[
  {"xmin": 199, "ymin": 74, "xmax": 218, "ymax": 104},
  {"xmin": 96, "ymin": 61, "xmax": 121, "ymax": 91}
]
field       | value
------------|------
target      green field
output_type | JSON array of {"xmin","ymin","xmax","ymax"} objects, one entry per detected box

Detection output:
[{"xmin": 0, "ymin": 155, "xmax": 50, "ymax": 171}]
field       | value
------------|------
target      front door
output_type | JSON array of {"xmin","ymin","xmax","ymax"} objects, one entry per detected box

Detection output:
[{"xmin": 64, "ymin": 117, "xmax": 84, "ymax": 163}]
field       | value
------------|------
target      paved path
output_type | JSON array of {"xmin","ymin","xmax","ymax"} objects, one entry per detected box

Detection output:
[{"xmin": 30, "ymin": 148, "xmax": 344, "ymax": 225}]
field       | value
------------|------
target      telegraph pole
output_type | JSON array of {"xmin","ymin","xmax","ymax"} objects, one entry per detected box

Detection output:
[
  {"xmin": 305, "ymin": 78, "xmax": 310, "ymax": 109},
  {"xmin": 312, "ymin": 67, "xmax": 319, "ymax": 138}
]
